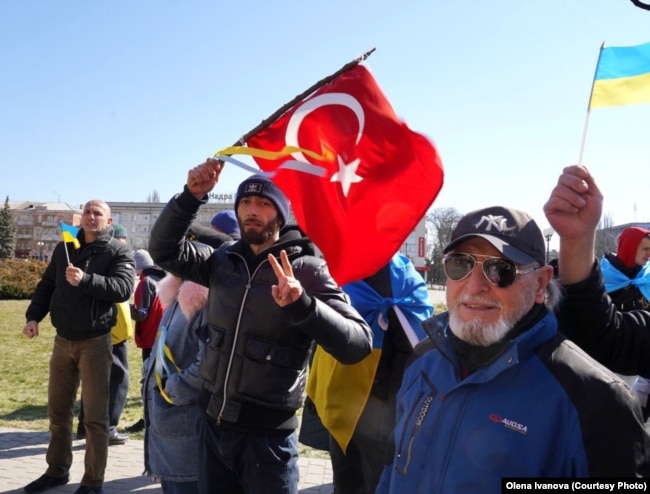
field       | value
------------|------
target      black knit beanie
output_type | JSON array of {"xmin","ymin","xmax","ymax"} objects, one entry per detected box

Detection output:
[{"xmin": 235, "ymin": 175, "xmax": 289, "ymax": 226}]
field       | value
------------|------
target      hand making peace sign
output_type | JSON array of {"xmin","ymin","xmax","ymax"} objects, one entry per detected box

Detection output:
[{"xmin": 268, "ymin": 250, "xmax": 303, "ymax": 307}]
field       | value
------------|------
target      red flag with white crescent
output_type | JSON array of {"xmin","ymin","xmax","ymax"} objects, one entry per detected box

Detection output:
[{"xmin": 246, "ymin": 64, "xmax": 444, "ymax": 285}]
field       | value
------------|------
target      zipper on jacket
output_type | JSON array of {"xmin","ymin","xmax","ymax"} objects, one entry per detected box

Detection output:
[
  {"xmin": 216, "ymin": 254, "xmax": 269, "ymax": 425},
  {"xmin": 395, "ymin": 393, "xmax": 434, "ymax": 475}
]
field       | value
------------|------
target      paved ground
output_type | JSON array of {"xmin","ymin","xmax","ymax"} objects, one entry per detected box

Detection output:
[{"xmin": 0, "ymin": 427, "xmax": 333, "ymax": 493}]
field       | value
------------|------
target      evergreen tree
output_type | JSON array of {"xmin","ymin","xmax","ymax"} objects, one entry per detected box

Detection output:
[{"xmin": 0, "ymin": 196, "xmax": 16, "ymax": 259}]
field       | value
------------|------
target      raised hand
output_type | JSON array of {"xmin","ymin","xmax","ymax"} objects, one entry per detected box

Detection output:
[
  {"xmin": 543, "ymin": 164, "xmax": 603, "ymax": 240},
  {"xmin": 543, "ymin": 164, "xmax": 603, "ymax": 284},
  {"xmin": 187, "ymin": 157, "xmax": 225, "ymax": 199},
  {"xmin": 268, "ymin": 250, "xmax": 303, "ymax": 306}
]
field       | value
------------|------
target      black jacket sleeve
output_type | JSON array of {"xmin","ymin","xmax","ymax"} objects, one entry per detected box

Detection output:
[
  {"xmin": 148, "ymin": 188, "xmax": 214, "ymax": 287},
  {"xmin": 25, "ymin": 248, "xmax": 58, "ymax": 323},
  {"xmin": 557, "ymin": 261, "xmax": 650, "ymax": 377}
]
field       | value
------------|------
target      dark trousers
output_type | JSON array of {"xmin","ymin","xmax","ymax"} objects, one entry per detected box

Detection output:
[
  {"xmin": 329, "ymin": 394, "xmax": 395, "ymax": 494},
  {"xmin": 197, "ymin": 415, "xmax": 299, "ymax": 494},
  {"xmin": 78, "ymin": 340, "xmax": 129, "ymax": 433},
  {"xmin": 47, "ymin": 333, "xmax": 111, "ymax": 487}
]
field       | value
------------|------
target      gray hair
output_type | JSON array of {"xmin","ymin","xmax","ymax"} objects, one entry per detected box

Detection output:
[{"xmin": 544, "ymin": 278, "xmax": 564, "ymax": 311}]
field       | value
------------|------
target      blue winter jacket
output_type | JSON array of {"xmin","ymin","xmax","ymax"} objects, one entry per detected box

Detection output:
[{"xmin": 376, "ymin": 310, "xmax": 650, "ymax": 493}]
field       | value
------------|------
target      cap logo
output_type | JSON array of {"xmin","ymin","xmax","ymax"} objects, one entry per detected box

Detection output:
[
  {"xmin": 245, "ymin": 183, "xmax": 262, "ymax": 193},
  {"xmin": 474, "ymin": 214, "xmax": 514, "ymax": 233}
]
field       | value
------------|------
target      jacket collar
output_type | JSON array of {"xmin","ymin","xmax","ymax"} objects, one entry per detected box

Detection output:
[{"xmin": 424, "ymin": 308, "xmax": 557, "ymax": 383}]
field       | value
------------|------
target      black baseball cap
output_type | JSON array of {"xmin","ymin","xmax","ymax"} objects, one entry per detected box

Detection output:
[{"xmin": 443, "ymin": 206, "xmax": 546, "ymax": 266}]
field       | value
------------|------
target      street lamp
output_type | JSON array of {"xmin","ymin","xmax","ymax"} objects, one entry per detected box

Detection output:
[
  {"xmin": 36, "ymin": 241, "xmax": 45, "ymax": 261},
  {"xmin": 542, "ymin": 228, "xmax": 554, "ymax": 264}
]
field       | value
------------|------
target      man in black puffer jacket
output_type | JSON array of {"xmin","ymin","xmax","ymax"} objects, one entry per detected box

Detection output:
[
  {"xmin": 22, "ymin": 200, "xmax": 135, "ymax": 494},
  {"xmin": 149, "ymin": 158, "xmax": 372, "ymax": 494}
]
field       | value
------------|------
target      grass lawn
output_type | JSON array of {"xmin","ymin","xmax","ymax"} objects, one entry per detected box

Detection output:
[
  {"xmin": 0, "ymin": 299, "xmax": 147, "ymax": 437},
  {"xmin": 0, "ymin": 299, "xmax": 330, "ymax": 458}
]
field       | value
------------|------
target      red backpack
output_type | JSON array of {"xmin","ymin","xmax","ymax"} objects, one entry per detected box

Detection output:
[{"xmin": 132, "ymin": 276, "xmax": 166, "ymax": 349}]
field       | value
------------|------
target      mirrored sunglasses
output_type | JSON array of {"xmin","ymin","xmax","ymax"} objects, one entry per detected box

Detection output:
[{"xmin": 443, "ymin": 252, "xmax": 541, "ymax": 288}]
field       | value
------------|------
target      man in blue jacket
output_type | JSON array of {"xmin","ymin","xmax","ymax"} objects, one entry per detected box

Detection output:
[
  {"xmin": 377, "ymin": 205, "xmax": 650, "ymax": 493},
  {"xmin": 22, "ymin": 200, "xmax": 135, "ymax": 494}
]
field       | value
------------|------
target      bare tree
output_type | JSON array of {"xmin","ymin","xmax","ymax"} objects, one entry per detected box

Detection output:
[
  {"xmin": 601, "ymin": 211, "xmax": 615, "ymax": 229},
  {"xmin": 595, "ymin": 211, "xmax": 618, "ymax": 258},
  {"xmin": 145, "ymin": 190, "xmax": 161, "ymax": 203},
  {"xmin": 425, "ymin": 207, "xmax": 463, "ymax": 286}
]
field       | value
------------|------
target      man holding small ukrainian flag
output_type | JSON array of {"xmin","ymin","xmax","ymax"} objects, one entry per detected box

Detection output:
[{"xmin": 21, "ymin": 199, "xmax": 135, "ymax": 494}]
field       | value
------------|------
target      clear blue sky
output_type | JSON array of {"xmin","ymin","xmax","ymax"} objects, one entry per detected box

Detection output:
[{"xmin": 2, "ymin": 0, "xmax": 649, "ymax": 250}]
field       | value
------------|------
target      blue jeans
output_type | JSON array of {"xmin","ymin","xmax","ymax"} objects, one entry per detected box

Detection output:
[
  {"xmin": 197, "ymin": 415, "xmax": 299, "ymax": 494},
  {"xmin": 162, "ymin": 480, "xmax": 199, "ymax": 494},
  {"xmin": 46, "ymin": 333, "xmax": 112, "ymax": 487}
]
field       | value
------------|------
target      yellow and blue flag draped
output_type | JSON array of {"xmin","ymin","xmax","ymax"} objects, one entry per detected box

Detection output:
[
  {"xmin": 153, "ymin": 321, "xmax": 181, "ymax": 405},
  {"xmin": 590, "ymin": 41, "xmax": 650, "ymax": 109},
  {"xmin": 306, "ymin": 254, "xmax": 433, "ymax": 452},
  {"xmin": 59, "ymin": 221, "xmax": 80, "ymax": 249}
]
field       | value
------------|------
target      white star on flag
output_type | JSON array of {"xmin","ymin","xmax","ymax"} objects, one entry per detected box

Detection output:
[{"xmin": 330, "ymin": 154, "xmax": 363, "ymax": 196}]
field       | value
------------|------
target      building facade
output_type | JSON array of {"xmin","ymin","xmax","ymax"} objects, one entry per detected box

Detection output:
[
  {"xmin": 9, "ymin": 197, "xmax": 428, "ymax": 279},
  {"xmin": 10, "ymin": 201, "xmax": 81, "ymax": 261}
]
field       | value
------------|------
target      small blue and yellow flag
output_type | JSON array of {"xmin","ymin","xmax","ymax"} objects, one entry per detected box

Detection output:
[
  {"xmin": 590, "ymin": 41, "xmax": 650, "ymax": 109},
  {"xmin": 60, "ymin": 221, "xmax": 80, "ymax": 249}
]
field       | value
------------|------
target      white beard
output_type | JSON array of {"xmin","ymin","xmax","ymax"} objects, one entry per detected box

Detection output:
[
  {"xmin": 449, "ymin": 311, "xmax": 513, "ymax": 346},
  {"xmin": 448, "ymin": 290, "xmax": 534, "ymax": 347}
]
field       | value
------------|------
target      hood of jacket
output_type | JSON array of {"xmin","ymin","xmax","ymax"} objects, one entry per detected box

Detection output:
[{"xmin": 157, "ymin": 273, "xmax": 208, "ymax": 320}]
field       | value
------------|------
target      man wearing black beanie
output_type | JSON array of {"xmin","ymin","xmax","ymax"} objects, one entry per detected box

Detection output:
[{"xmin": 149, "ymin": 158, "xmax": 372, "ymax": 494}]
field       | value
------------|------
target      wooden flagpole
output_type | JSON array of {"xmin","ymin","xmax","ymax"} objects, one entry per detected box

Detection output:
[{"xmin": 232, "ymin": 48, "xmax": 376, "ymax": 147}]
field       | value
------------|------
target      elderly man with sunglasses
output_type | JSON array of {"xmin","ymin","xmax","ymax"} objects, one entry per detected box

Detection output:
[{"xmin": 376, "ymin": 206, "xmax": 650, "ymax": 494}]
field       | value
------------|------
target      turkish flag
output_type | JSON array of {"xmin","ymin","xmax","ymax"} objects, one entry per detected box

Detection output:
[{"xmin": 246, "ymin": 65, "xmax": 444, "ymax": 285}]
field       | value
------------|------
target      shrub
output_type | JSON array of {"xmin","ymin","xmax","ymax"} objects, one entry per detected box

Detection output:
[{"xmin": 0, "ymin": 259, "xmax": 46, "ymax": 299}]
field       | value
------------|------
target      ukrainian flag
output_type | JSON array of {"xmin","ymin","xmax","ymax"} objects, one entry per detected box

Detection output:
[
  {"xmin": 60, "ymin": 221, "xmax": 80, "ymax": 249},
  {"xmin": 590, "ymin": 41, "xmax": 650, "ymax": 109},
  {"xmin": 306, "ymin": 254, "xmax": 433, "ymax": 452}
]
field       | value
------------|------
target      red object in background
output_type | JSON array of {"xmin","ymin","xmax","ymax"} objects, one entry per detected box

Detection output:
[{"xmin": 247, "ymin": 65, "xmax": 444, "ymax": 285}]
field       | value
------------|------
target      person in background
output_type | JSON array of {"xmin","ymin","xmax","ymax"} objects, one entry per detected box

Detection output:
[
  {"xmin": 600, "ymin": 226, "xmax": 650, "ymax": 417},
  {"xmin": 148, "ymin": 158, "xmax": 372, "ymax": 494},
  {"xmin": 544, "ymin": 165, "xmax": 650, "ymax": 401},
  {"xmin": 22, "ymin": 201, "xmax": 135, "ymax": 494},
  {"xmin": 143, "ymin": 220, "xmax": 237, "ymax": 494},
  {"xmin": 77, "ymin": 223, "xmax": 132, "ymax": 445},
  {"xmin": 376, "ymin": 206, "xmax": 650, "ymax": 493},
  {"xmin": 210, "ymin": 209, "xmax": 241, "ymax": 239},
  {"xmin": 306, "ymin": 253, "xmax": 432, "ymax": 494},
  {"xmin": 600, "ymin": 226, "xmax": 650, "ymax": 310},
  {"xmin": 125, "ymin": 249, "xmax": 166, "ymax": 434},
  {"xmin": 142, "ymin": 273, "xmax": 208, "ymax": 494}
]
